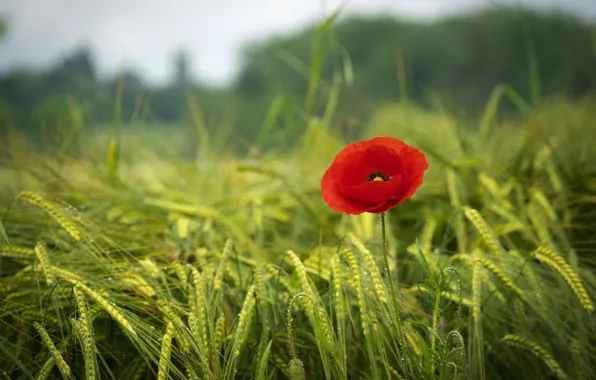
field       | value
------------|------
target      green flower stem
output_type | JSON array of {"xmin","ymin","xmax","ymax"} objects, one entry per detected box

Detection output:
[
  {"xmin": 380, "ymin": 213, "xmax": 395, "ymax": 300},
  {"xmin": 431, "ymin": 287, "xmax": 441, "ymax": 350},
  {"xmin": 380, "ymin": 213, "xmax": 408, "ymax": 366}
]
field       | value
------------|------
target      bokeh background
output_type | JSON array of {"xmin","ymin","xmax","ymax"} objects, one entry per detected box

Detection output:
[
  {"xmin": 1, "ymin": 2, "xmax": 596, "ymax": 379},
  {"xmin": 1, "ymin": 0, "xmax": 595, "ymax": 152}
]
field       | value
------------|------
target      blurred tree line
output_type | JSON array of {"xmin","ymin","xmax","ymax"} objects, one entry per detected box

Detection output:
[{"xmin": 0, "ymin": 7, "xmax": 594, "ymax": 147}]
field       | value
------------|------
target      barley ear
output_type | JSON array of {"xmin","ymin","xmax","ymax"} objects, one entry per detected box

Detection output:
[
  {"xmin": 532, "ymin": 247, "xmax": 593, "ymax": 312},
  {"xmin": 17, "ymin": 190, "xmax": 81, "ymax": 241},
  {"xmin": 502, "ymin": 334, "xmax": 567, "ymax": 380},
  {"xmin": 32, "ymin": 322, "xmax": 71, "ymax": 380},
  {"xmin": 157, "ymin": 322, "xmax": 176, "ymax": 380},
  {"xmin": 34, "ymin": 242, "xmax": 55, "ymax": 286}
]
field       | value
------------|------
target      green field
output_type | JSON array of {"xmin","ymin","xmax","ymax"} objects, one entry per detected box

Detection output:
[
  {"xmin": 2, "ymin": 10, "xmax": 596, "ymax": 380},
  {"xmin": 1, "ymin": 91, "xmax": 596, "ymax": 379}
]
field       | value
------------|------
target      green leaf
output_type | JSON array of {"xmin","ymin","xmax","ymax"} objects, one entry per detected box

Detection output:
[
  {"xmin": 256, "ymin": 339, "xmax": 273, "ymax": 380},
  {"xmin": 0, "ymin": 218, "xmax": 9, "ymax": 246}
]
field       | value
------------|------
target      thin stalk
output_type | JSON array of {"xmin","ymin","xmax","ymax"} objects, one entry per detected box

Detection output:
[
  {"xmin": 431, "ymin": 287, "xmax": 441, "ymax": 350},
  {"xmin": 380, "ymin": 212, "xmax": 409, "ymax": 374},
  {"xmin": 380, "ymin": 213, "xmax": 396, "ymax": 305}
]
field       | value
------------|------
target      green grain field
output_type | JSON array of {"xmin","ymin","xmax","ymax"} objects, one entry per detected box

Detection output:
[{"xmin": 1, "ymin": 9, "xmax": 596, "ymax": 380}]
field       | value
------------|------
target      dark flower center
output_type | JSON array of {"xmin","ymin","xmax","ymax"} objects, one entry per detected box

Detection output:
[{"xmin": 365, "ymin": 171, "xmax": 390, "ymax": 182}]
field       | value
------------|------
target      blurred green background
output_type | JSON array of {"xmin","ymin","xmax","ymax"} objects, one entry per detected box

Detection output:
[
  {"xmin": 0, "ymin": 6, "xmax": 594, "ymax": 152},
  {"xmin": 1, "ymin": 3, "xmax": 596, "ymax": 380}
]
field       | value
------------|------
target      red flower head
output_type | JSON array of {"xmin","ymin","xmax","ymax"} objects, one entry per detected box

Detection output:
[{"xmin": 321, "ymin": 136, "xmax": 429, "ymax": 215}]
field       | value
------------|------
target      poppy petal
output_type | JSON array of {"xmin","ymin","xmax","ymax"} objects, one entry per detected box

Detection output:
[
  {"xmin": 329, "ymin": 136, "xmax": 406, "ymax": 168},
  {"xmin": 368, "ymin": 136, "xmax": 408, "ymax": 154},
  {"xmin": 340, "ymin": 175, "xmax": 403, "ymax": 205},
  {"xmin": 320, "ymin": 136, "xmax": 429, "ymax": 215},
  {"xmin": 321, "ymin": 166, "xmax": 371, "ymax": 214},
  {"xmin": 400, "ymin": 146, "xmax": 430, "ymax": 199},
  {"xmin": 333, "ymin": 151, "xmax": 375, "ymax": 186},
  {"xmin": 362, "ymin": 144, "xmax": 404, "ymax": 178},
  {"xmin": 367, "ymin": 199, "xmax": 398, "ymax": 213},
  {"xmin": 333, "ymin": 145, "xmax": 403, "ymax": 187}
]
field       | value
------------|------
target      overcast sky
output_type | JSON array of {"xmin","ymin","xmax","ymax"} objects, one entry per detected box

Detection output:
[{"xmin": 0, "ymin": 0, "xmax": 594, "ymax": 86}]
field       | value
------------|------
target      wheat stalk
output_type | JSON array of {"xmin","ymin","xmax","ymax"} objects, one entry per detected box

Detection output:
[
  {"xmin": 157, "ymin": 322, "xmax": 176, "ymax": 380},
  {"xmin": 502, "ymin": 334, "xmax": 567, "ymax": 380},
  {"xmin": 32, "ymin": 322, "xmax": 71, "ymax": 379},
  {"xmin": 17, "ymin": 190, "xmax": 81, "ymax": 241},
  {"xmin": 532, "ymin": 247, "xmax": 593, "ymax": 312},
  {"xmin": 73, "ymin": 282, "xmax": 137, "ymax": 336},
  {"xmin": 34, "ymin": 242, "xmax": 55, "ymax": 286}
]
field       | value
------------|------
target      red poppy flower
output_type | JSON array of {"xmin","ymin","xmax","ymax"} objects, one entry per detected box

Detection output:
[{"xmin": 321, "ymin": 136, "xmax": 429, "ymax": 215}]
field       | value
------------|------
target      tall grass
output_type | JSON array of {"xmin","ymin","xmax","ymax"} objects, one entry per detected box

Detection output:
[
  {"xmin": 1, "ymin": 14, "xmax": 596, "ymax": 380},
  {"xmin": 1, "ymin": 90, "xmax": 595, "ymax": 379}
]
